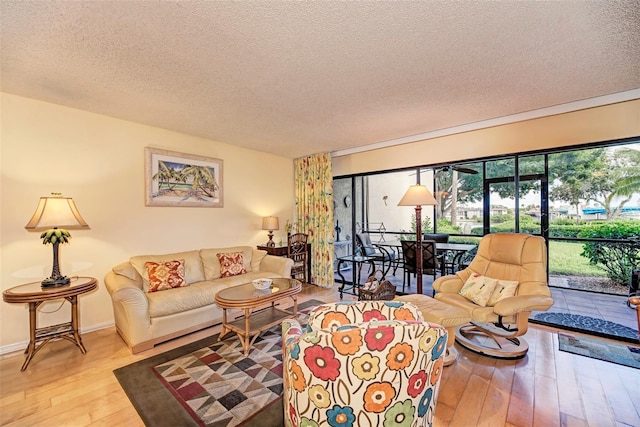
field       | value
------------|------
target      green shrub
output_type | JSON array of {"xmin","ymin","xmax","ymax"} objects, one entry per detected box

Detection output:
[
  {"xmin": 577, "ymin": 221, "xmax": 640, "ymax": 285},
  {"xmin": 491, "ymin": 214, "xmax": 512, "ymax": 224},
  {"xmin": 436, "ymin": 219, "xmax": 462, "ymax": 234},
  {"xmin": 548, "ymin": 224, "xmax": 583, "ymax": 238}
]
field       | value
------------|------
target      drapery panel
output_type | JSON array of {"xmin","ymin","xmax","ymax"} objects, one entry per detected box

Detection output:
[{"xmin": 294, "ymin": 153, "xmax": 334, "ymax": 287}]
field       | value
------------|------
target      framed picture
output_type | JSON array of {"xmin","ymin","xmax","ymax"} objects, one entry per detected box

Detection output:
[{"xmin": 145, "ymin": 147, "xmax": 223, "ymax": 207}]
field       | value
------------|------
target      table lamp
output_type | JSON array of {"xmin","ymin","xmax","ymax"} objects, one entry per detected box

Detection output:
[
  {"xmin": 25, "ymin": 193, "xmax": 90, "ymax": 287},
  {"xmin": 398, "ymin": 185, "xmax": 437, "ymax": 294},
  {"xmin": 262, "ymin": 216, "xmax": 279, "ymax": 247}
]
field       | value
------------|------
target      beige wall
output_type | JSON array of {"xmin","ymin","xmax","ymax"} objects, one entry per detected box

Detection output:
[
  {"xmin": 332, "ymin": 100, "xmax": 640, "ymax": 176},
  {"xmin": 0, "ymin": 93, "xmax": 294, "ymax": 352}
]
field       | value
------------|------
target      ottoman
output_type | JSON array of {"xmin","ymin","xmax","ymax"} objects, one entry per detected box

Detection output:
[{"xmin": 395, "ymin": 294, "xmax": 471, "ymax": 366}]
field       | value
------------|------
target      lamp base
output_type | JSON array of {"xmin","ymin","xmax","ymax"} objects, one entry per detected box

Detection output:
[
  {"xmin": 41, "ymin": 276, "xmax": 71, "ymax": 288},
  {"xmin": 266, "ymin": 230, "xmax": 276, "ymax": 247}
]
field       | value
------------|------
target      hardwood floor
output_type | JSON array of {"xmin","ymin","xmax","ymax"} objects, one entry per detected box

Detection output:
[{"xmin": 1, "ymin": 283, "xmax": 639, "ymax": 426}]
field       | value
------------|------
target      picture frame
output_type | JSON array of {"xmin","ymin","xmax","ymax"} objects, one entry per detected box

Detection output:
[{"xmin": 145, "ymin": 147, "xmax": 223, "ymax": 207}]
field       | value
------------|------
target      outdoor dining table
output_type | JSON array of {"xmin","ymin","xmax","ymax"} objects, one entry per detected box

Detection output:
[{"xmin": 375, "ymin": 241, "xmax": 476, "ymax": 276}]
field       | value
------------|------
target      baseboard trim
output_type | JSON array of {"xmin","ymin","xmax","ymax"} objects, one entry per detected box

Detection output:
[{"xmin": 0, "ymin": 321, "xmax": 115, "ymax": 356}]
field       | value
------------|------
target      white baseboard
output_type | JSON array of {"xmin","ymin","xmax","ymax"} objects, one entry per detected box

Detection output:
[{"xmin": 0, "ymin": 321, "xmax": 115, "ymax": 356}]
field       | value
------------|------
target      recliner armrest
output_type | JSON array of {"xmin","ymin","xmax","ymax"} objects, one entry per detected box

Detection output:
[
  {"xmin": 433, "ymin": 273, "xmax": 465, "ymax": 293},
  {"xmin": 492, "ymin": 295, "xmax": 554, "ymax": 317}
]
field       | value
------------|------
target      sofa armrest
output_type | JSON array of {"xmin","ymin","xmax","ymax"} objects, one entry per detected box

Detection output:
[
  {"xmin": 259, "ymin": 254, "xmax": 294, "ymax": 277},
  {"xmin": 104, "ymin": 269, "xmax": 152, "ymax": 346}
]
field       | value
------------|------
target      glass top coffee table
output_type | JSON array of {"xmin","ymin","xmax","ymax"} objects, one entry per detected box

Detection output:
[{"xmin": 214, "ymin": 278, "xmax": 302, "ymax": 355}]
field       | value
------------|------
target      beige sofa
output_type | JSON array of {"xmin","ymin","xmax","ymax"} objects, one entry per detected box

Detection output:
[{"xmin": 104, "ymin": 246, "xmax": 293, "ymax": 353}]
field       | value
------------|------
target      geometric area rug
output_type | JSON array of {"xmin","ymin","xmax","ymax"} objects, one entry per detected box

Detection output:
[
  {"xmin": 558, "ymin": 332, "xmax": 640, "ymax": 369},
  {"xmin": 114, "ymin": 299, "xmax": 323, "ymax": 427}
]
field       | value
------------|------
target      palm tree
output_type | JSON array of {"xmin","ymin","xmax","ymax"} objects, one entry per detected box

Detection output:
[
  {"xmin": 152, "ymin": 161, "xmax": 181, "ymax": 194},
  {"xmin": 179, "ymin": 165, "xmax": 219, "ymax": 199}
]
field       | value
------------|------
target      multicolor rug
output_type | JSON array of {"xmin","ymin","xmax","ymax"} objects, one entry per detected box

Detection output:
[
  {"xmin": 558, "ymin": 332, "xmax": 640, "ymax": 369},
  {"xmin": 114, "ymin": 299, "xmax": 323, "ymax": 427}
]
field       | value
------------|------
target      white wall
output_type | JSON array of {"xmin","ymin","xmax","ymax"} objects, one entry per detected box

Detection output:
[{"xmin": 0, "ymin": 93, "xmax": 294, "ymax": 352}]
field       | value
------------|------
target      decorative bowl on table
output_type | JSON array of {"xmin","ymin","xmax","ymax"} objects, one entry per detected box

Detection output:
[{"xmin": 252, "ymin": 278, "xmax": 273, "ymax": 290}]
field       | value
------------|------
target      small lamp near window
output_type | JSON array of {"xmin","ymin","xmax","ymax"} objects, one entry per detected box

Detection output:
[
  {"xmin": 25, "ymin": 193, "xmax": 90, "ymax": 287},
  {"xmin": 398, "ymin": 185, "xmax": 437, "ymax": 295},
  {"xmin": 262, "ymin": 216, "xmax": 279, "ymax": 247}
]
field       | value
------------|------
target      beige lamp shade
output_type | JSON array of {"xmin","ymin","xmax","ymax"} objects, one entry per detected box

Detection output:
[
  {"xmin": 397, "ymin": 185, "xmax": 437, "ymax": 206},
  {"xmin": 262, "ymin": 216, "xmax": 280, "ymax": 231},
  {"xmin": 25, "ymin": 194, "xmax": 90, "ymax": 230}
]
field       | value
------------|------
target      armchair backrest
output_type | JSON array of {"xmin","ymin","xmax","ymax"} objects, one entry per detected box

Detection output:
[
  {"xmin": 307, "ymin": 301, "xmax": 424, "ymax": 331},
  {"xmin": 283, "ymin": 301, "xmax": 447, "ymax": 427},
  {"xmin": 468, "ymin": 233, "xmax": 549, "ymax": 297}
]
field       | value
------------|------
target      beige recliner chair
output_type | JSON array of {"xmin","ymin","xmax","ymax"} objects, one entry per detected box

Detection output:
[{"xmin": 433, "ymin": 233, "xmax": 553, "ymax": 358}]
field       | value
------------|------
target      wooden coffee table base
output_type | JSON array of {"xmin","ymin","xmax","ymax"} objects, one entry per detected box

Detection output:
[
  {"xmin": 215, "ymin": 278, "xmax": 302, "ymax": 356},
  {"xmin": 219, "ymin": 299, "xmax": 298, "ymax": 355}
]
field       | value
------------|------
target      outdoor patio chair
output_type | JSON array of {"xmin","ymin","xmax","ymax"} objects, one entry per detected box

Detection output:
[
  {"xmin": 401, "ymin": 240, "xmax": 439, "ymax": 294},
  {"xmin": 355, "ymin": 232, "xmax": 394, "ymax": 276},
  {"xmin": 424, "ymin": 233, "xmax": 451, "ymax": 273},
  {"xmin": 433, "ymin": 233, "xmax": 554, "ymax": 358}
]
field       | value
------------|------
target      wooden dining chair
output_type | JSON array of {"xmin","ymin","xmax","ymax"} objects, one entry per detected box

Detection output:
[{"xmin": 287, "ymin": 233, "xmax": 308, "ymax": 283}]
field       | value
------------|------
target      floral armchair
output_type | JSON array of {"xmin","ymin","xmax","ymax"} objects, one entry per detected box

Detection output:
[{"xmin": 282, "ymin": 301, "xmax": 448, "ymax": 427}]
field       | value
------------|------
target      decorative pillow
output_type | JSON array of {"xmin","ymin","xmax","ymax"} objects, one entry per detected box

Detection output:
[
  {"xmin": 487, "ymin": 280, "xmax": 519, "ymax": 306},
  {"xmin": 144, "ymin": 259, "xmax": 187, "ymax": 293},
  {"xmin": 459, "ymin": 274, "xmax": 498, "ymax": 307},
  {"xmin": 217, "ymin": 252, "xmax": 247, "ymax": 278}
]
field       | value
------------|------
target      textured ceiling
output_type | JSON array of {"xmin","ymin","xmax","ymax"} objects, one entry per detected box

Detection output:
[{"xmin": 1, "ymin": 1, "xmax": 639, "ymax": 159}]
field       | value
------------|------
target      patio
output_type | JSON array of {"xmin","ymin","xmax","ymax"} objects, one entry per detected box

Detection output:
[{"xmin": 333, "ymin": 265, "xmax": 639, "ymax": 341}]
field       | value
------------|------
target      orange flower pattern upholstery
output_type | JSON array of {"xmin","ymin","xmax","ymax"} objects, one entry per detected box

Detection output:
[
  {"xmin": 216, "ymin": 252, "xmax": 247, "ymax": 278},
  {"xmin": 282, "ymin": 301, "xmax": 448, "ymax": 427},
  {"xmin": 144, "ymin": 259, "xmax": 187, "ymax": 293}
]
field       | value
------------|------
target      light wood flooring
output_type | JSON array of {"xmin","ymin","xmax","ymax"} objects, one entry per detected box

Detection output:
[{"xmin": 1, "ymin": 283, "xmax": 639, "ymax": 426}]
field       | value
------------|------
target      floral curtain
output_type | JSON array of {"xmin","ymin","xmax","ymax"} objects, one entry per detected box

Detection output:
[{"xmin": 294, "ymin": 153, "xmax": 334, "ymax": 287}]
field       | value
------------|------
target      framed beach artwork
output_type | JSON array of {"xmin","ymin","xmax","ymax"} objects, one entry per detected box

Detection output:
[{"xmin": 145, "ymin": 147, "xmax": 224, "ymax": 207}]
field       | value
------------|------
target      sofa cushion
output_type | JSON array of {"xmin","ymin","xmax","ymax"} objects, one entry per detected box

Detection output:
[
  {"xmin": 147, "ymin": 280, "xmax": 227, "ymax": 318},
  {"xmin": 200, "ymin": 246, "xmax": 254, "ymax": 280},
  {"xmin": 146, "ymin": 271, "xmax": 282, "ymax": 318},
  {"xmin": 130, "ymin": 250, "xmax": 204, "ymax": 291},
  {"xmin": 217, "ymin": 252, "xmax": 247, "ymax": 277},
  {"xmin": 145, "ymin": 259, "xmax": 188, "ymax": 293}
]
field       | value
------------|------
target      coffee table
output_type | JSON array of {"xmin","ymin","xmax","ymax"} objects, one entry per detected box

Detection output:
[{"xmin": 215, "ymin": 278, "xmax": 302, "ymax": 355}]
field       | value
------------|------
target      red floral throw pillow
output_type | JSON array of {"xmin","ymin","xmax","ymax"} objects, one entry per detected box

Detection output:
[
  {"xmin": 144, "ymin": 259, "xmax": 187, "ymax": 293},
  {"xmin": 217, "ymin": 252, "xmax": 246, "ymax": 278}
]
